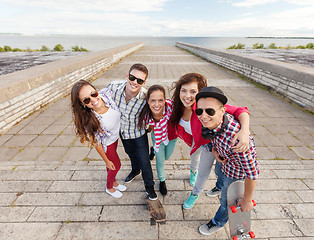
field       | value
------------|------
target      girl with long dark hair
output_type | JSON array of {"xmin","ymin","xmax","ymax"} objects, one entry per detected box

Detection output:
[{"xmin": 71, "ymin": 80, "xmax": 126, "ymax": 198}]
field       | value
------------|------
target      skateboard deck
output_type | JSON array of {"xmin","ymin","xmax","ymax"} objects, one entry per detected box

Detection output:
[
  {"xmin": 146, "ymin": 197, "xmax": 166, "ymax": 225},
  {"xmin": 227, "ymin": 181, "xmax": 256, "ymax": 240}
]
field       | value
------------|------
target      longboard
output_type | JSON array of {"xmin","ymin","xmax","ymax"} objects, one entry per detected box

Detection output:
[
  {"xmin": 146, "ymin": 197, "xmax": 166, "ymax": 225},
  {"xmin": 227, "ymin": 181, "xmax": 256, "ymax": 240}
]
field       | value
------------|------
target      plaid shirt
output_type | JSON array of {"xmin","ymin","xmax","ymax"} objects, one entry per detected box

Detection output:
[
  {"xmin": 212, "ymin": 113, "xmax": 259, "ymax": 180},
  {"xmin": 107, "ymin": 80, "xmax": 147, "ymax": 140}
]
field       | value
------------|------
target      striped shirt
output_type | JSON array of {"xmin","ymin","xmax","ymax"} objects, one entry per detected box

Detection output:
[
  {"xmin": 107, "ymin": 80, "xmax": 147, "ymax": 139},
  {"xmin": 212, "ymin": 113, "xmax": 259, "ymax": 180},
  {"xmin": 147, "ymin": 99, "xmax": 173, "ymax": 152}
]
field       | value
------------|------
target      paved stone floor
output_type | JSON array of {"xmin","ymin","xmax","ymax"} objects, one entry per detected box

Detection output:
[{"xmin": 0, "ymin": 46, "xmax": 313, "ymax": 240}]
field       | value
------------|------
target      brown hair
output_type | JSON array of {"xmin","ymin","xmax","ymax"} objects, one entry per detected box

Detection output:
[
  {"xmin": 71, "ymin": 80, "xmax": 101, "ymax": 145},
  {"xmin": 170, "ymin": 73, "xmax": 207, "ymax": 128},
  {"xmin": 129, "ymin": 63, "xmax": 148, "ymax": 80},
  {"xmin": 138, "ymin": 85, "xmax": 166, "ymax": 129}
]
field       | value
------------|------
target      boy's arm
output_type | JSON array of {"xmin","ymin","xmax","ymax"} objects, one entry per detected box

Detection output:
[
  {"xmin": 231, "ymin": 112, "xmax": 250, "ymax": 152},
  {"xmin": 239, "ymin": 177, "xmax": 257, "ymax": 211}
]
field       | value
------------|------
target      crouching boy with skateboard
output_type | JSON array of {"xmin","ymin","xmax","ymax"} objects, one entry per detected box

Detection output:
[{"xmin": 195, "ymin": 86, "xmax": 259, "ymax": 236}]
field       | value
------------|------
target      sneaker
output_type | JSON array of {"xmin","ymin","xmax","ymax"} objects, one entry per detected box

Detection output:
[
  {"xmin": 145, "ymin": 185, "xmax": 158, "ymax": 200},
  {"xmin": 159, "ymin": 181, "xmax": 167, "ymax": 196},
  {"xmin": 124, "ymin": 170, "xmax": 141, "ymax": 183},
  {"xmin": 106, "ymin": 188, "xmax": 123, "ymax": 198},
  {"xmin": 205, "ymin": 187, "xmax": 222, "ymax": 197},
  {"xmin": 113, "ymin": 184, "xmax": 127, "ymax": 192},
  {"xmin": 199, "ymin": 220, "xmax": 223, "ymax": 235},
  {"xmin": 183, "ymin": 192, "xmax": 199, "ymax": 209},
  {"xmin": 190, "ymin": 170, "xmax": 198, "ymax": 186},
  {"xmin": 149, "ymin": 146, "xmax": 155, "ymax": 160}
]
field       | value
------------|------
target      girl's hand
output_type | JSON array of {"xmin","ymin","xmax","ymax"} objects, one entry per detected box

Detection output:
[
  {"xmin": 106, "ymin": 161, "xmax": 116, "ymax": 170},
  {"xmin": 212, "ymin": 147, "xmax": 227, "ymax": 164},
  {"xmin": 231, "ymin": 129, "xmax": 249, "ymax": 153}
]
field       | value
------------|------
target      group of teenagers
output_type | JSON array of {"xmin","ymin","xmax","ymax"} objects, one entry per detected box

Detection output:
[{"xmin": 70, "ymin": 63, "xmax": 259, "ymax": 236}]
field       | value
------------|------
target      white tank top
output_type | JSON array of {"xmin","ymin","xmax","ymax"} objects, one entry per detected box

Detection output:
[
  {"xmin": 179, "ymin": 118, "xmax": 192, "ymax": 135},
  {"xmin": 98, "ymin": 108, "xmax": 121, "ymax": 146}
]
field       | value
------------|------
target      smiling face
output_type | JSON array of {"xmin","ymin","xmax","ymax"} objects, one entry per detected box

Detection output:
[
  {"xmin": 179, "ymin": 82, "xmax": 198, "ymax": 108},
  {"xmin": 197, "ymin": 97, "xmax": 225, "ymax": 130},
  {"xmin": 147, "ymin": 90, "xmax": 166, "ymax": 117},
  {"xmin": 78, "ymin": 84, "xmax": 104, "ymax": 112},
  {"xmin": 126, "ymin": 69, "xmax": 147, "ymax": 95}
]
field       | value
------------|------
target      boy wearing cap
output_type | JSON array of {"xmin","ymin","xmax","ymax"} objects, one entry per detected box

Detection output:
[{"xmin": 195, "ymin": 86, "xmax": 259, "ymax": 236}]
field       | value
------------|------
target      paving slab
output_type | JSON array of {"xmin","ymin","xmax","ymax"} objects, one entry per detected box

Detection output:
[{"xmin": 0, "ymin": 45, "xmax": 313, "ymax": 239}]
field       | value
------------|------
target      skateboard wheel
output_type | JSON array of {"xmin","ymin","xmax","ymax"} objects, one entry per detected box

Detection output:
[
  {"xmin": 231, "ymin": 205, "xmax": 237, "ymax": 213},
  {"xmin": 249, "ymin": 231, "xmax": 255, "ymax": 238},
  {"xmin": 232, "ymin": 236, "xmax": 238, "ymax": 240},
  {"xmin": 252, "ymin": 199, "xmax": 256, "ymax": 207}
]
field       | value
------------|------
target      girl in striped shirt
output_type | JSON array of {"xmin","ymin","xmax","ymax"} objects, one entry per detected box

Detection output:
[{"xmin": 138, "ymin": 85, "xmax": 178, "ymax": 195}]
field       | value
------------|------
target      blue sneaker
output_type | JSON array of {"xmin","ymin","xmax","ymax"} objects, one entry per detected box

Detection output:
[
  {"xmin": 190, "ymin": 170, "xmax": 198, "ymax": 186},
  {"xmin": 183, "ymin": 192, "xmax": 199, "ymax": 209}
]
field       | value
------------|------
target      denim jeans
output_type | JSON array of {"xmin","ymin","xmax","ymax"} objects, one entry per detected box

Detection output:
[
  {"xmin": 214, "ymin": 161, "xmax": 224, "ymax": 190},
  {"xmin": 212, "ymin": 173, "xmax": 244, "ymax": 227},
  {"xmin": 151, "ymin": 132, "xmax": 177, "ymax": 182},
  {"xmin": 121, "ymin": 132, "xmax": 154, "ymax": 186}
]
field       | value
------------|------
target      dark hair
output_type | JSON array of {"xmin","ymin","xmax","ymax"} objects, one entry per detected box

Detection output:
[
  {"xmin": 138, "ymin": 85, "xmax": 166, "ymax": 129},
  {"xmin": 129, "ymin": 63, "xmax": 148, "ymax": 80},
  {"xmin": 71, "ymin": 80, "xmax": 101, "ymax": 145},
  {"xmin": 170, "ymin": 73, "xmax": 207, "ymax": 128}
]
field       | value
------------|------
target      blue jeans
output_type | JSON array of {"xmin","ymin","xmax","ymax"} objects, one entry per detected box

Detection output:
[
  {"xmin": 151, "ymin": 132, "xmax": 177, "ymax": 182},
  {"xmin": 121, "ymin": 132, "xmax": 154, "ymax": 186},
  {"xmin": 212, "ymin": 172, "xmax": 244, "ymax": 227},
  {"xmin": 215, "ymin": 161, "xmax": 224, "ymax": 190}
]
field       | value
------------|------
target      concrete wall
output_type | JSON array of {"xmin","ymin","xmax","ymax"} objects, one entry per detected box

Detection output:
[
  {"xmin": 176, "ymin": 42, "xmax": 314, "ymax": 110},
  {"xmin": 0, "ymin": 42, "xmax": 143, "ymax": 134}
]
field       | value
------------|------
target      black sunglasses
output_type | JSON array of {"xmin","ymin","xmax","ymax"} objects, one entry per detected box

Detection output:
[
  {"xmin": 128, "ymin": 74, "xmax": 145, "ymax": 85},
  {"xmin": 195, "ymin": 107, "xmax": 220, "ymax": 116},
  {"xmin": 82, "ymin": 91, "xmax": 98, "ymax": 104}
]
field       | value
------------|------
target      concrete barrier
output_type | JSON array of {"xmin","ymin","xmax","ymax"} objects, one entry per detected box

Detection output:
[
  {"xmin": 176, "ymin": 42, "xmax": 314, "ymax": 111},
  {"xmin": 0, "ymin": 42, "xmax": 143, "ymax": 134}
]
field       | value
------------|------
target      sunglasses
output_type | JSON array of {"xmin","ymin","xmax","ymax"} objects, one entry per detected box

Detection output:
[
  {"xmin": 195, "ymin": 106, "xmax": 222, "ymax": 116},
  {"xmin": 129, "ymin": 74, "xmax": 145, "ymax": 85},
  {"xmin": 82, "ymin": 91, "xmax": 99, "ymax": 104}
]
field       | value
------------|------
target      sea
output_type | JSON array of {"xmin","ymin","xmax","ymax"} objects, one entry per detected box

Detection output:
[
  {"xmin": 1, "ymin": 35, "xmax": 313, "ymax": 76},
  {"xmin": 1, "ymin": 35, "xmax": 313, "ymax": 51}
]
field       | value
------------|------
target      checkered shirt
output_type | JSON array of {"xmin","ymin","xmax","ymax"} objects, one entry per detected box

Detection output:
[
  {"xmin": 212, "ymin": 113, "xmax": 259, "ymax": 180},
  {"xmin": 107, "ymin": 80, "xmax": 147, "ymax": 140}
]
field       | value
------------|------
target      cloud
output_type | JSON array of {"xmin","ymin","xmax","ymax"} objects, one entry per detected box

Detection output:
[
  {"xmin": 1, "ymin": 0, "xmax": 313, "ymax": 37},
  {"xmin": 232, "ymin": 0, "xmax": 278, "ymax": 7},
  {"xmin": 2, "ymin": 0, "xmax": 173, "ymax": 12},
  {"xmin": 232, "ymin": 0, "xmax": 314, "ymax": 7}
]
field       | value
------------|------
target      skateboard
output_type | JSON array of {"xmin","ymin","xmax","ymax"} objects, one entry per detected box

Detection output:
[
  {"xmin": 227, "ymin": 181, "xmax": 256, "ymax": 240},
  {"xmin": 146, "ymin": 197, "xmax": 166, "ymax": 225}
]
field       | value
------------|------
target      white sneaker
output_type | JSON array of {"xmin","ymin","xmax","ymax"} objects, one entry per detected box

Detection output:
[
  {"xmin": 113, "ymin": 184, "xmax": 127, "ymax": 192},
  {"xmin": 106, "ymin": 188, "xmax": 122, "ymax": 198}
]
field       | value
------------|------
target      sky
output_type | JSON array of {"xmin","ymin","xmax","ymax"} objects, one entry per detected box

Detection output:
[{"xmin": 0, "ymin": 0, "xmax": 314, "ymax": 37}]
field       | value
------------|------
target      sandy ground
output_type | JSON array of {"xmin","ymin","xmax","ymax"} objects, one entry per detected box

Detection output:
[
  {"xmin": 0, "ymin": 51, "xmax": 87, "ymax": 76},
  {"xmin": 228, "ymin": 48, "xmax": 314, "ymax": 67}
]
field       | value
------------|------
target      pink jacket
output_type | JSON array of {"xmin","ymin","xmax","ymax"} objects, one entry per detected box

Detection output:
[{"xmin": 175, "ymin": 103, "xmax": 249, "ymax": 155}]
